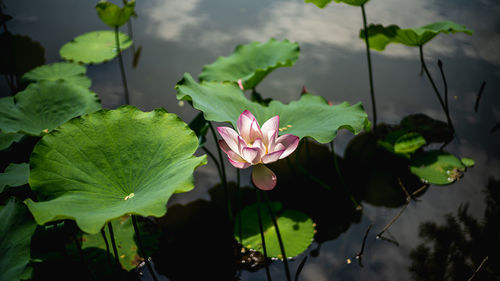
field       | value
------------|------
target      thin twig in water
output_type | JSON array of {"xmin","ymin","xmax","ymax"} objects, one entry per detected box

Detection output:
[
  {"xmin": 295, "ymin": 255, "xmax": 308, "ymax": 281},
  {"xmin": 474, "ymin": 81, "xmax": 487, "ymax": 113},
  {"xmin": 356, "ymin": 224, "xmax": 373, "ymax": 267},
  {"xmin": 467, "ymin": 256, "xmax": 488, "ymax": 281}
]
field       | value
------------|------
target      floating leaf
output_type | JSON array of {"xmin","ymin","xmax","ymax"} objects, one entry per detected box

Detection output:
[
  {"xmin": 0, "ymin": 33, "xmax": 45, "ymax": 76},
  {"xmin": 0, "ymin": 132, "xmax": 23, "ymax": 151},
  {"xmin": 235, "ymin": 202, "xmax": 314, "ymax": 259},
  {"xmin": 410, "ymin": 150, "xmax": 465, "ymax": 185},
  {"xmin": 305, "ymin": 0, "xmax": 369, "ymax": 8},
  {"xmin": 96, "ymin": 0, "xmax": 136, "ymax": 28},
  {"xmin": 360, "ymin": 21, "xmax": 472, "ymax": 50},
  {"xmin": 60, "ymin": 31, "xmax": 132, "ymax": 64},
  {"xmin": 0, "ymin": 163, "xmax": 29, "ymax": 193},
  {"xmin": 0, "ymin": 199, "xmax": 37, "ymax": 281},
  {"xmin": 400, "ymin": 114, "xmax": 453, "ymax": 144},
  {"xmin": 25, "ymin": 106, "xmax": 207, "ymax": 234},
  {"xmin": 176, "ymin": 73, "xmax": 369, "ymax": 143},
  {"xmin": 22, "ymin": 62, "xmax": 91, "ymax": 89},
  {"xmin": 394, "ymin": 132, "xmax": 426, "ymax": 154},
  {"xmin": 0, "ymin": 80, "xmax": 101, "ymax": 136},
  {"xmin": 199, "ymin": 39, "xmax": 300, "ymax": 90},
  {"xmin": 461, "ymin": 157, "xmax": 475, "ymax": 167}
]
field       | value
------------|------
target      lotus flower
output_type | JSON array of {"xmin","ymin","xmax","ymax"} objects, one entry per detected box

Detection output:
[{"xmin": 217, "ymin": 110, "xmax": 299, "ymax": 190}]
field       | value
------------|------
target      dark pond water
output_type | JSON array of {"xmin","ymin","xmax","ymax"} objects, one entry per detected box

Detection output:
[{"xmin": 1, "ymin": 0, "xmax": 500, "ymax": 280}]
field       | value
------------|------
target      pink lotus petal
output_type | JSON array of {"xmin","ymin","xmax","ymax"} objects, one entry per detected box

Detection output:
[
  {"xmin": 237, "ymin": 136, "xmax": 247, "ymax": 154},
  {"xmin": 219, "ymin": 140, "xmax": 246, "ymax": 163},
  {"xmin": 262, "ymin": 149, "xmax": 285, "ymax": 164},
  {"xmin": 228, "ymin": 156, "xmax": 251, "ymax": 169},
  {"xmin": 276, "ymin": 134, "xmax": 300, "ymax": 159},
  {"xmin": 261, "ymin": 115, "xmax": 279, "ymax": 146},
  {"xmin": 252, "ymin": 164, "xmax": 277, "ymax": 190},
  {"xmin": 237, "ymin": 80, "xmax": 245, "ymax": 90},
  {"xmin": 248, "ymin": 118, "xmax": 263, "ymax": 143},
  {"xmin": 217, "ymin": 126, "xmax": 240, "ymax": 153},
  {"xmin": 237, "ymin": 110, "xmax": 257, "ymax": 141},
  {"xmin": 242, "ymin": 147, "xmax": 261, "ymax": 164},
  {"xmin": 252, "ymin": 138, "xmax": 266, "ymax": 154}
]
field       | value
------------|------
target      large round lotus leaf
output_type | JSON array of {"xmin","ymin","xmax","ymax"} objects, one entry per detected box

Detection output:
[
  {"xmin": 410, "ymin": 150, "xmax": 466, "ymax": 185},
  {"xmin": 199, "ymin": 39, "xmax": 299, "ymax": 90},
  {"xmin": 22, "ymin": 62, "xmax": 91, "ymax": 89},
  {"xmin": 96, "ymin": 1, "xmax": 136, "ymax": 28},
  {"xmin": 361, "ymin": 21, "xmax": 472, "ymax": 50},
  {"xmin": 176, "ymin": 73, "xmax": 369, "ymax": 143},
  {"xmin": 25, "ymin": 106, "xmax": 207, "ymax": 234},
  {"xmin": 60, "ymin": 31, "xmax": 132, "ymax": 64},
  {"xmin": 0, "ymin": 132, "xmax": 23, "ymax": 151},
  {"xmin": 0, "ymin": 163, "xmax": 29, "ymax": 193},
  {"xmin": 305, "ymin": 0, "xmax": 369, "ymax": 8},
  {"xmin": 0, "ymin": 80, "xmax": 101, "ymax": 136},
  {"xmin": 0, "ymin": 199, "xmax": 37, "ymax": 281},
  {"xmin": 0, "ymin": 33, "xmax": 45, "ymax": 76},
  {"xmin": 235, "ymin": 202, "xmax": 314, "ymax": 259}
]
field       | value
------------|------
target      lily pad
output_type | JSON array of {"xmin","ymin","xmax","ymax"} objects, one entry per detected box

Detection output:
[
  {"xmin": 410, "ymin": 150, "xmax": 465, "ymax": 185},
  {"xmin": 394, "ymin": 132, "xmax": 426, "ymax": 154},
  {"xmin": 234, "ymin": 202, "xmax": 314, "ymax": 259},
  {"xmin": 96, "ymin": 0, "xmax": 136, "ymax": 28},
  {"xmin": 25, "ymin": 106, "xmax": 207, "ymax": 234},
  {"xmin": 0, "ymin": 33, "xmax": 45, "ymax": 76},
  {"xmin": 305, "ymin": 0, "xmax": 369, "ymax": 8},
  {"xmin": 176, "ymin": 73, "xmax": 369, "ymax": 143},
  {"xmin": 360, "ymin": 21, "xmax": 472, "ymax": 50},
  {"xmin": 461, "ymin": 157, "xmax": 475, "ymax": 167},
  {"xmin": 0, "ymin": 163, "xmax": 29, "ymax": 193},
  {"xmin": 0, "ymin": 199, "xmax": 37, "ymax": 281},
  {"xmin": 0, "ymin": 80, "xmax": 101, "ymax": 136},
  {"xmin": 60, "ymin": 31, "xmax": 132, "ymax": 64},
  {"xmin": 22, "ymin": 62, "xmax": 91, "ymax": 89},
  {"xmin": 199, "ymin": 39, "xmax": 299, "ymax": 90},
  {"xmin": 0, "ymin": 132, "xmax": 23, "ymax": 151}
]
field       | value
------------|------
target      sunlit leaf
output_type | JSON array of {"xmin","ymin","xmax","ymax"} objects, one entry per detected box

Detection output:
[
  {"xmin": 25, "ymin": 106, "xmax": 207, "ymax": 234},
  {"xmin": 0, "ymin": 33, "xmax": 45, "ymax": 76},
  {"xmin": 0, "ymin": 80, "xmax": 101, "ymax": 136},
  {"xmin": 394, "ymin": 132, "xmax": 426, "ymax": 154},
  {"xmin": 461, "ymin": 157, "xmax": 475, "ymax": 167},
  {"xmin": 60, "ymin": 31, "xmax": 132, "ymax": 64},
  {"xmin": 0, "ymin": 163, "xmax": 29, "ymax": 193},
  {"xmin": 22, "ymin": 62, "xmax": 91, "ymax": 89},
  {"xmin": 199, "ymin": 39, "xmax": 300, "ymax": 90},
  {"xmin": 96, "ymin": 0, "xmax": 136, "ymax": 28},
  {"xmin": 0, "ymin": 132, "xmax": 23, "ymax": 151},
  {"xmin": 360, "ymin": 21, "xmax": 472, "ymax": 50},
  {"xmin": 176, "ymin": 73, "xmax": 369, "ymax": 143},
  {"xmin": 235, "ymin": 202, "xmax": 314, "ymax": 259},
  {"xmin": 0, "ymin": 199, "xmax": 37, "ymax": 281},
  {"xmin": 305, "ymin": 0, "xmax": 369, "ymax": 8},
  {"xmin": 410, "ymin": 150, "xmax": 466, "ymax": 185}
]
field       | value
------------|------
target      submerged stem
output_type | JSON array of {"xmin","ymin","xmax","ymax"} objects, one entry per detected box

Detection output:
[
  {"xmin": 361, "ymin": 4, "xmax": 377, "ymax": 129},
  {"xmin": 131, "ymin": 215, "xmax": 159, "ymax": 281},
  {"xmin": 114, "ymin": 26, "xmax": 130, "ymax": 105},
  {"xmin": 255, "ymin": 187, "xmax": 272, "ymax": 281}
]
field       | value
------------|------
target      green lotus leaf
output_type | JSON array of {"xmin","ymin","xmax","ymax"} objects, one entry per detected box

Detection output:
[
  {"xmin": 394, "ymin": 132, "xmax": 426, "ymax": 154},
  {"xmin": 22, "ymin": 62, "xmax": 91, "ymax": 89},
  {"xmin": 176, "ymin": 73, "xmax": 369, "ymax": 143},
  {"xmin": 410, "ymin": 150, "xmax": 466, "ymax": 185},
  {"xmin": 0, "ymin": 199, "xmax": 37, "ymax": 281},
  {"xmin": 60, "ymin": 31, "xmax": 132, "ymax": 64},
  {"xmin": 0, "ymin": 163, "xmax": 29, "ymax": 193},
  {"xmin": 461, "ymin": 157, "xmax": 475, "ymax": 167},
  {"xmin": 189, "ymin": 112, "xmax": 209, "ymax": 147},
  {"xmin": 199, "ymin": 39, "xmax": 300, "ymax": 90},
  {"xmin": 360, "ymin": 21, "xmax": 472, "ymax": 50},
  {"xmin": 234, "ymin": 202, "xmax": 314, "ymax": 259},
  {"xmin": 96, "ymin": 0, "xmax": 136, "ymax": 28},
  {"xmin": 0, "ymin": 80, "xmax": 101, "ymax": 136},
  {"xmin": 0, "ymin": 132, "xmax": 23, "ymax": 151},
  {"xmin": 25, "ymin": 106, "xmax": 207, "ymax": 234},
  {"xmin": 0, "ymin": 33, "xmax": 45, "ymax": 76},
  {"xmin": 305, "ymin": 0, "xmax": 369, "ymax": 8}
]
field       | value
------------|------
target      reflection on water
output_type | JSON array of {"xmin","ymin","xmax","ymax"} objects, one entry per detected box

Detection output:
[{"xmin": 1, "ymin": 0, "xmax": 500, "ymax": 280}]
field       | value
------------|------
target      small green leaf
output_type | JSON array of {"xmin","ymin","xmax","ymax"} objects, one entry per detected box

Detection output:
[
  {"xmin": 0, "ymin": 132, "xmax": 23, "ymax": 151},
  {"xmin": 361, "ymin": 21, "xmax": 472, "ymax": 50},
  {"xmin": 461, "ymin": 157, "xmax": 475, "ymax": 167},
  {"xmin": 96, "ymin": 0, "xmax": 136, "ymax": 28},
  {"xmin": 199, "ymin": 39, "xmax": 300, "ymax": 90},
  {"xmin": 60, "ymin": 31, "xmax": 132, "ymax": 64},
  {"xmin": 305, "ymin": 0, "xmax": 369, "ymax": 8},
  {"xmin": 0, "ymin": 199, "xmax": 37, "ymax": 281},
  {"xmin": 0, "ymin": 80, "xmax": 101, "ymax": 136},
  {"xmin": 410, "ymin": 150, "xmax": 465, "ymax": 185},
  {"xmin": 22, "ymin": 62, "xmax": 91, "ymax": 89},
  {"xmin": 176, "ymin": 73, "xmax": 369, "ymax": 143},
  {"xmin": 235, "ymin": 202, "xmax": 314, "ymax": 259},
  {"xmin": 394, "ymin": 132, "xmax": 426, "ymax": 154},
  {"xmin": 0, "ymin": 163, "xmax": 29, "ymax": 193},
  {"xmin": 25, "ymin": 106, "xmax": 207, "ymax": 234}
]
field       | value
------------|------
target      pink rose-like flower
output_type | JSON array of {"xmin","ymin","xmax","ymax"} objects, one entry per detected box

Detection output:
[{"xmin": 217, "ymin": 110, "xmax": 300, "ymax": 190}]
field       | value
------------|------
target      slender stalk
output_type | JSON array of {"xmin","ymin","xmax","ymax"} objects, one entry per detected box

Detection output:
[
  {"xmin": 329, "ymin": 142, "xmax": 362, "ymax": 209},
  {"xmin": 202, "ymin": 146, "xmax": 223, "ymax": 180},
  {"xmin": 361, "ymin": 4, "xmax": 377, "ymax": 129},
  {"xmin": 437, "ymin": 60, "xmax": 449, "ymax": 112},
  {"xmin": 262, "ymin": 191, "xmax": 292, "ymax": 281},
  {"xmin": 209, "ymin": 122, "xmax": 232, "ymax": 220},
  {"xmin": 419, "ymin": 45, "xmax": 454, "ymax": 133},
  {"xmin": 295, "ymin": 256, "xmax": 308, "ymax": 281},
  {"xmin": 107, "ymin": 222, "xmax": 121, "ymax": 267},
  {"xmin": 355, "ymin": 224, "xmax": 373, "ymax": 267},
  {"xmin": 127, "ymin": 19, "xmax": 136, "ymax": 54},
  {"xmin": 132, "ymin": 215, "xmax": 159, "ymax": 281},
  {"xmin": 114, "ymin": 26, "xmax": 130, "ymax": 105},
  {"xmin": 100, "ymin": 228, "xmax": 112, "ymax": 265},
  {"xmin": 236, "ymin": 168, "xmax": 242, "ymax": 243},
  {"xmin": 255, "ymin": 187, "xmax": 272, "ymax": 281},
  {"xmin": 468, "ymin": 256, "xmax": 489, "ymax": 281}
]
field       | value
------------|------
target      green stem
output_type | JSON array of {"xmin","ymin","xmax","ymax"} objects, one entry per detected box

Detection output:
[
  {"xmin": 262, "ymin": 191, "xmax": 292, "ymax": 281},
  {"xmin": 361, "ymin": 4, "xmax": 377, "ymax": 129},
  {"xmin": 100, "ymin": 228, "xmax": 112, "ymax": 266},
  {"xmin": 437, "ymin": 60, "xmax": 449, "ymax": 116},
  {"xmin": 255, "ymin": 187, "xmax": 272, "ymax": 281},
  {"xmin": 209, "ymin": 122, "xmax": 232, "ymax": 221},
  {"xmin": 107, "ymin": 222, "xmax": 121, "ymax": 267},
  {"xmin": 131, "ymin": 215, "xmax": 159, "ymax": 281},
  {"xmin": 236, "ymin": 168, "xmax": 242, "ymax": 243},
  {"xmin": 127, "ymin": 19, "xmax": 136, "ymax": 54},
  {"xmin": 202, "ymin": 146, "xmax": 223, "ymax": 180},
  {"xmin": 114, "ymin": 26, "xmax": 130, "ymax": 105},
  {"xmin": 419, "ymin": 45, "xmax": 455, "ymax": 133}
]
